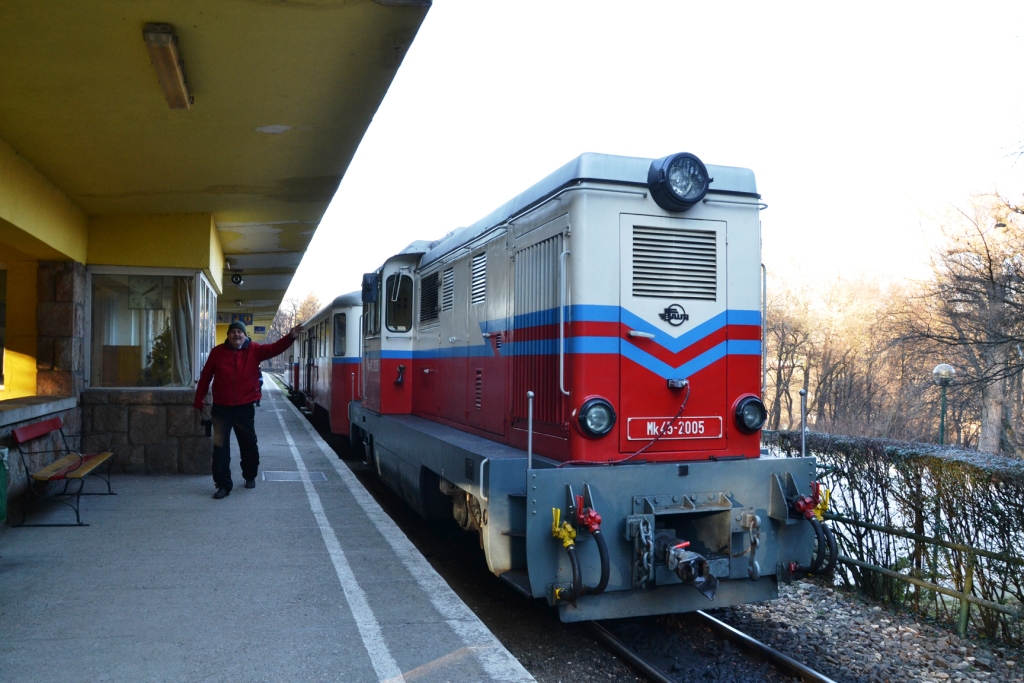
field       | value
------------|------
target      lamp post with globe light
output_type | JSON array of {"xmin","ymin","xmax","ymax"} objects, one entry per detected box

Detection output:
[{"xmin": 932, "ymin": 364, "xmax": 955, "ymax": 445}]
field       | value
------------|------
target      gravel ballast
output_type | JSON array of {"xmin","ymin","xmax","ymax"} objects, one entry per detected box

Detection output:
[{"xmin": 709, "ymin": 580, "xmax": 1023, "ymax": 683}]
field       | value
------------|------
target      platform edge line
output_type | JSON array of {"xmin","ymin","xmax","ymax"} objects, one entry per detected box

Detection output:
[
  {"xmin": 272, "ymin": 379, "xmax": 536, "ymax": 683},
  {"xmin": 269, "ymin": 386, "xmax": 405, "ymax": 683}
]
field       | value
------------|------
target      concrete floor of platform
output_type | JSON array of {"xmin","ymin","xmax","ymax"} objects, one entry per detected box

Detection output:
[{"xmin": 0, "ymin": 378, "xmax": 534, "ymax": 683}]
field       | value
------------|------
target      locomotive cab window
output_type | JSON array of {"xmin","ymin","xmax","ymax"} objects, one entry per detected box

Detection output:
[
  {"xmin": 333, "ymin": 313, "xmax": 346, "ymax": 356},
  {"xmin": 385, "ymin": 273, "xmax": 413, "ymax": 332}
]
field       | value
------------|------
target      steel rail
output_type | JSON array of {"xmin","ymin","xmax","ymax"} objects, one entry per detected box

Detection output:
[
  {"xmin": 695, "ymin": 611, "xmax": 839, "ymax": 683},
  {"xmin": 588, "ymin": 615, "xmax": 838, "ymax": 683},
  {"xmin": 585, "ymin": 621, "xmax": 675, "ymax": 683}
]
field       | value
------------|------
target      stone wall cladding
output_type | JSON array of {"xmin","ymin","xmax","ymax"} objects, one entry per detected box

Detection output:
[
  {"xmin": 36, "ymin": 261, "xmax": 86, "ymax": 398},
  {"xmin": 80, "ymin": 389, "xmax": 210, "ymax": 474}
]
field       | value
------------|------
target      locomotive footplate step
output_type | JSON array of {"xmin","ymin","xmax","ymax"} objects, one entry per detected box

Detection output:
[{"xmin": 0, "ymin": 375, "xmax": 534, "ymax": 683}]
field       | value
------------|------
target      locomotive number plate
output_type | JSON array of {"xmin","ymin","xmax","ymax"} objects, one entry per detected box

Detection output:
[{"xmin": 626, "ymin": 416, "xmax": 723, "ymax": 441}]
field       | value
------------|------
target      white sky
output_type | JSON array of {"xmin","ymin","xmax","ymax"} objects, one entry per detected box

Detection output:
[{"xmin": 284, "ymin": 0, "xmax": 1024, "ymax": 308}]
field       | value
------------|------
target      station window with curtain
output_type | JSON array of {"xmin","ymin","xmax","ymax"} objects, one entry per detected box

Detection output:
[
  {"xmin": 195, "ymin": 274, "xmax": 217, "ymax": 371},
  {"xmin": 89, "ymin": 271, "xmax": 216, "ymax": 388}
]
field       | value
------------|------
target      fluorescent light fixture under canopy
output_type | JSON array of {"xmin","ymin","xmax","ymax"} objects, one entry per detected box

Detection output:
[{"xmin": 143, "ymin": 23, "xmax": 192, "ymax": 110}]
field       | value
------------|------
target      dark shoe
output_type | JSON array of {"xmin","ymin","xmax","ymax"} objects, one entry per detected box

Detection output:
[
  {"xmin": 244, "ymin": 479, "xmax": 255, "ymax": 489},
  {"xmin": 213, "ymin": 488, "xmax": 230, "ymax": 499}
]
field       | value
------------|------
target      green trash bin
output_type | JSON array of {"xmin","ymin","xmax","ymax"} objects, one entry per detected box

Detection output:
[{"xmin": 0, "ymin": 448, "xmax": 8, "ymax": 524}]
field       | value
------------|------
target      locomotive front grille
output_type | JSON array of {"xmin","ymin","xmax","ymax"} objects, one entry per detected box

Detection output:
[{"xmin": 632, "ymin": 225, "xmax": 717, "ymax": 300}]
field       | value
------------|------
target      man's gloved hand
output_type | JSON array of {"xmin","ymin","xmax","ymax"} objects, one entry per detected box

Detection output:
[{"xmin": 196, "ymin": 404, "xmax": 213, "ymax": 436}]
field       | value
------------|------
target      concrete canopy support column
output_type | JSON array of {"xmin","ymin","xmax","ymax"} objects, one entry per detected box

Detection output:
[{"xmin": 36, "ymin": 261, "xmax": 86, "ymax": 397}]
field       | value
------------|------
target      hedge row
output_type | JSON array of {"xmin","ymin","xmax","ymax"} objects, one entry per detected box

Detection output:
[{"xmin": 763, "ymin": 430, "xmax": 1024, "ymax": 644}]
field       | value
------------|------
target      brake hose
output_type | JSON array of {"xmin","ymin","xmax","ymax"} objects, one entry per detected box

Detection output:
[
  {"xmin": 820, "ymin": 522, "xmax": 838, "ymax": 575},
  {"xmin": 794, "ymin": 517, "xmax": 827, "ymax": 574}
]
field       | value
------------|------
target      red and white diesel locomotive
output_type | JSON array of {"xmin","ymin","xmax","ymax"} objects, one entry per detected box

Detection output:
[{"xmin": 311, "ymin": 152, "xmax": 829, "ymax": 622}]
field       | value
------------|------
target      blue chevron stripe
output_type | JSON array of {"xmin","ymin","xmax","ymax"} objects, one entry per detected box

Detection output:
[
  {"xmin": 479, "ymin": 306, "xmax": 760, "ymax": 354},
  {"xmin": 366, "ymin": 307, "xmax": 761, "ymax": 377}
]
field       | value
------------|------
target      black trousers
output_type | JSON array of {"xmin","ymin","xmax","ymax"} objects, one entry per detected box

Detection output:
[{"xmin": 211, "ymin": 403, "xmax": 259, "ymax": 491}]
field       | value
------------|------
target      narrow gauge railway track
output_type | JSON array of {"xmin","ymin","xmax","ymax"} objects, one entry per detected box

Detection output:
[{"xmin": 588, "ymin": 614, "xmax": 838, "ymax": 683}]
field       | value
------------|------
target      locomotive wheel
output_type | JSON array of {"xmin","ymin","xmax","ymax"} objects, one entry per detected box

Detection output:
[
  {"xmin": 451, "ymin": 493, "xmax": 484, "ymax": 548},
  {"xmin": 452, "ymin": 494, "xmax": 469, "ymax": 529},
  {"xmin": 350, "ymin": 425, "xmax": 366, "ymax": 460}
]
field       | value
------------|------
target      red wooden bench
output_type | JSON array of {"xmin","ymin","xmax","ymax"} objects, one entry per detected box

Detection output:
[{"xmin": 12, "ymin": 417, "xmax": 115, "ymax": 527}]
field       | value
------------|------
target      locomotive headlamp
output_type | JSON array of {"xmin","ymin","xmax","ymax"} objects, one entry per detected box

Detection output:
[
  {"xmin": 578, "ymin": 398, "xmax": 616, "ymax": 437},
  {"xmin": 648, "ymin": 152, "xmax": 710, "ymax": 212},
  {"xmin": 734, "ymin": 396, "xmax": 767, "ymax": 434}
]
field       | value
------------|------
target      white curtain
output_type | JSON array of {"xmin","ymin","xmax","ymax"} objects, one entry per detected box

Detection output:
[{"xmin": 170, "ymin": 277, "xmax": 194, "ymax": 386}]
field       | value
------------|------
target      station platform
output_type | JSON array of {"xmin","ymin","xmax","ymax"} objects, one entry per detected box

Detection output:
[{"xmin": 0, "ymin": 378, "xmax": 535, "ymax": 683}]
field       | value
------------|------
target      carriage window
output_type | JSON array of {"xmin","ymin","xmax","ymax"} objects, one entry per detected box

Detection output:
[
  {"xmin": 419, "ymin": 273, "xmax": 439, "ymax": 323},
  {"xmin": 333, "ymin": 313, "xmax": 346, "ymax": 356},
  {"xmin": 385, "ymin": 273, "xmax": 413, "ymax": 332}
]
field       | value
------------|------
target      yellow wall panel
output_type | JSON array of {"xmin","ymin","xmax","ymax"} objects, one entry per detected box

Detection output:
[
  {"xmin": 0, "ymin": 242, "xmax": 37, "ymax": 398},
  {"xmin": 208, "ymin": 218, "xmax": 224, "ymax": 294},
  {"xmin": 88, "ymin": 214, "xmax": 215, "ymax": 269},
  {"xmin": 0, "ymin": 138, "xmax": 88, "ymax": 263}
]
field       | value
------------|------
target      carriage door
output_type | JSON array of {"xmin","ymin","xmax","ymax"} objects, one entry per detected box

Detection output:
[
  {"xmin": 414, "ymin": 270, "xmax": 442, "ymax": 417},
  {"xmin": 465, "ymin": 244, "xmax": 507, "ymax": 435},
  {"xmin": 618, "ymin": 214, "xmax": 727, "ymax": 454},
  {"xmin": 510, "ymin": 221, "xmax": 568, "ymax": 438},
  {"xmin": 362, "ymin": 275, "xmax": 383, "ymax": 413},
  {"xmin": 304, "ymin": 330, "xmax": 315, "ymax": 401}
]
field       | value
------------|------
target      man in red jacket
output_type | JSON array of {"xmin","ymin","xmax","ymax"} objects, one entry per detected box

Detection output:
[{"xmin": 194, "ymin": 320, "xmax": 303, "ymax": 499}]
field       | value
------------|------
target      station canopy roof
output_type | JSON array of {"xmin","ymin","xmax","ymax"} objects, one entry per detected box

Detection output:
[{"xmin": 0, "ymin": 0, "xmax": 429, "ymax": 320}]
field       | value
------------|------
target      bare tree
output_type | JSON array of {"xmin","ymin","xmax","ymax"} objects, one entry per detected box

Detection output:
[
  {"xmin": 262, "ymin": 293, "xmax": 322, "ymax": 372},
  {"xmin": 293, "ymin": 292, "xmax": 322, "ymax": 325},
  {"xmin": 892, "ymin": 196, "xmax": 1024, "ymax": 454},
  {"xmin": 267, "ymin": 292, "xmax": 322, "ymax": 344},
  {"xmin": 764, "ymin": 290, "xmax": 812, "ymax": 430}
]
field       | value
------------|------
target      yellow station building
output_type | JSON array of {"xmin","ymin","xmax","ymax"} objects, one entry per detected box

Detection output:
[{"xmin": 0, "ymin": 0, "xmax": 429, "ymax": 503}]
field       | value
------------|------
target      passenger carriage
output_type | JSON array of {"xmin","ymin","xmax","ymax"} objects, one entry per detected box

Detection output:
[{"xmin": 286, "ymin": 292, "xmax": 362, "ymax": 438}]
